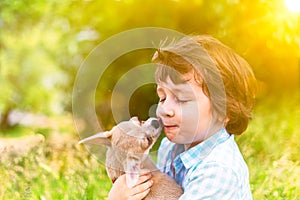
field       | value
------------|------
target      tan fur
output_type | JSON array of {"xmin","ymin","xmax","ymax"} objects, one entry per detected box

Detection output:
[{"xmin": 79, "ymin": 117, "xmax": 183, "ymax": 199}]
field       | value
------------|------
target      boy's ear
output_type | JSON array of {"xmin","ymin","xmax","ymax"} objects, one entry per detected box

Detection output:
[
  {"xmin": 78, "ymin": 130, "xmax": 112, "ymax": 147},
  {"xmin": 125, "ymin": 157, "xmax": 141, "ymax": 188}
]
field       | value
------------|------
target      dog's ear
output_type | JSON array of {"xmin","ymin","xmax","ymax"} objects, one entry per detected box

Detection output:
[
  {"xmin": 130, "ymin": 116, "xmax": 141, "ymax": 126},
  {"xmin": 125, "ymin": 156, "xmax": 141, "ymax": 188},
  {"xmin": 78, "ymin": 130, "xmax": 113, "ymax": 147}
]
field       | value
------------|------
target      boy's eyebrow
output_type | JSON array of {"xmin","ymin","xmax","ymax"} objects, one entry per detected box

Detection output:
[
  {"xmin": 158, "ymin": 81, "xmax": 195, "ymax": 96},
  {"xmin": 173, "ymin": 85, "xmax": 194, "ymax": 96}
]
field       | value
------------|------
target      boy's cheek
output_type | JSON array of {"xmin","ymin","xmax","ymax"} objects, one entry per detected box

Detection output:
[{"xmin": 156, "ymin": 105, "xmax": 162, "ymax": 117}]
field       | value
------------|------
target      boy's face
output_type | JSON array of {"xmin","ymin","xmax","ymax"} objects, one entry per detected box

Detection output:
[{"xmin": 156, "ymin": 72, "xmax": 214, "ymax": 147}]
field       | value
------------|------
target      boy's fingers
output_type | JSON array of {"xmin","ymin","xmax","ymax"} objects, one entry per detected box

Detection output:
[
  {"xmin": 139, "ymin": 168, "xmax": 151, "ymax": 175},
  {"xmin": 135, "ymin": 173, "xmax": 152, "ymax": 185},
  {"xmin": 130, "ymin": 179, "xmax": 153, "ymax": 196},
  {"xmin": 129, "ymin": 188, "xmax": 151, "ymax": 200}
]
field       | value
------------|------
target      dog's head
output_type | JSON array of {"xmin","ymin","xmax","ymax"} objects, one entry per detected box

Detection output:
[{"xmin": 79, "ymin": 117, "xmax": 162, "ymax": 187}]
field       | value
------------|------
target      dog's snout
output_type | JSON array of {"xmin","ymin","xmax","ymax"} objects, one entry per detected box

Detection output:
[{"xmin": 151, "ymin": 119, "xmax": 160, "ymax": 129}]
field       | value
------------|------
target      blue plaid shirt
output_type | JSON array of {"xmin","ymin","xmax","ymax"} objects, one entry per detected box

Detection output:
[{"xmin": 157, "ymin": 128, "xmax": 252, "ymax": 200}]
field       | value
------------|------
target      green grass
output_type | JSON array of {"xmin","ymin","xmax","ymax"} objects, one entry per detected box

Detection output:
[
  {"xmin": 0, "ymin": 94, "xmax": 299, "ymax": 199},
  {"xmin": 236, "ymin": 94, "xmax": 300, "ymax": 199},
  {"xmin": 0, "ymin": 134, "xmax": 112, "ymax": 200}
]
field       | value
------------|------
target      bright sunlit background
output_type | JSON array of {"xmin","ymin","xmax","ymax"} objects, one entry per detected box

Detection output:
[
  {"xmin": 0, "ymin": 0, "xmax": 299, "ymax": 199},
  {"xmin": 285, "ymin": 0, "xmax": 300, "ymax": 13}
]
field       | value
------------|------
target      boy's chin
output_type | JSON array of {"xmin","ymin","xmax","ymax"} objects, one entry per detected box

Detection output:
[{"xmin": 165, "ymin": 132, "xmax": 177, "ymax": 142}]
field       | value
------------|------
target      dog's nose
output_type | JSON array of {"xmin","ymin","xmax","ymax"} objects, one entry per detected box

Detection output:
[{"xmin": 151, "ymin": 119, "xmax": 160, "ymax": 129}]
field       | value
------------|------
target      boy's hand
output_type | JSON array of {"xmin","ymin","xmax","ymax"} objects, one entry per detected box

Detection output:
[{"xmin": 108, "ymin": 170, "xmax": 153, "ymax": 200}]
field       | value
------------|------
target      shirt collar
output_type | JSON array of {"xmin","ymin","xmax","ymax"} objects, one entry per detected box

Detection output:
[{"xmin": 176, "ymin": 128, "xmax": 231, "ymax": 169}]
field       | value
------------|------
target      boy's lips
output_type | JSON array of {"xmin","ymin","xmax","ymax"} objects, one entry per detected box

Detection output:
[{"xmin": 163, "ymin": 124, "xmax": 179, "ymax": 132}]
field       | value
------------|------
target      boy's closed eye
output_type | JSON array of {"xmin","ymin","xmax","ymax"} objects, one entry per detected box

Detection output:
[
  {"xmin": 159, "ymin": 97, "xmax": 166, "ymax": 103},
  {"xmin": 174, "ymin": 96, "xmax": 191, "ymax": 103},
  {"xmin": 157, "ymin": 88, "xmax": 194, "ymax": 104},
  {"xmin": 178, "ymin": 99, "xmax": 191, "ymax": 103},
  {"xmin": 158, "ymin": 95, "xmax": 192, "ymax": 104}
]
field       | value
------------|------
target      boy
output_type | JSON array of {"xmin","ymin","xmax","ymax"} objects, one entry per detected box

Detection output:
[{"xmin": 108, "ymin": 35, "xmax": 256, "ymax": 200}]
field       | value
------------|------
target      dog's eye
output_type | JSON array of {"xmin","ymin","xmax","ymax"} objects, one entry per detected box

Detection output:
[
  {"xmin": 141, "ymin": 137, "xmax": 153, "ymax": 149},
  {"xmin": 146, "ymin": 137, "xmax": 153, "ymax": 146}
]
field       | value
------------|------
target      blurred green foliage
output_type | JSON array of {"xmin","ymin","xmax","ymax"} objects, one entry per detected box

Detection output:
[{"xmin": 1, "ymin": 0, "xmax": 299, "ymax": 129}]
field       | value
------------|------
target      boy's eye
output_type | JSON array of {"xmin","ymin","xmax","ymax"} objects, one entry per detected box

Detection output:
[
  {"xmin": 159, "ymin": 98, "xmax": 166, "ymax": 102},
  {"xmin": 179, "ymin": 99, "xmax": 188, "ymax": 103},
  {"xmin": 175, "ymin": 96, "xmax": 189, "ymax": 103},
  {"xmin": 178, "ymin": 99, "xmax": 189, "ymax": 103}
]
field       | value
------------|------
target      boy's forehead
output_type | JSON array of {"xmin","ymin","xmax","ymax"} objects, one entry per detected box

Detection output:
[{"xmin": 157, "ymin": 75, "xmax": 197, "ymax": 94}]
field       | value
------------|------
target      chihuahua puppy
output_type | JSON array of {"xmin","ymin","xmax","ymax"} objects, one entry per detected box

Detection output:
[{"xmin": 79, "ymin": 117, "xmax": 183, "ymax": 199}]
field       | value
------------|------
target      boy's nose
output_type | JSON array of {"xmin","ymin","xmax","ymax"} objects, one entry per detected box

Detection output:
[
  {"xmin": 157, "ymin": 104, "xmax": 175, "ymax": 118},
  {"xmin": 163, "ymin": 108, "xmax": 175, "ymax": 117}
]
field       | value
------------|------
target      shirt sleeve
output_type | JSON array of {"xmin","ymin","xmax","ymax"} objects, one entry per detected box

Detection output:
[{"xmin": 179, "ymin": 162, "xmax": 240, "ymax": 200}]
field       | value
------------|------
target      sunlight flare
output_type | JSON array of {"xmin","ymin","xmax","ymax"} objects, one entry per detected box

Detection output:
[{"xmin": 285, "ymin": 0, "xmax": 300, "ymax": 13}]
